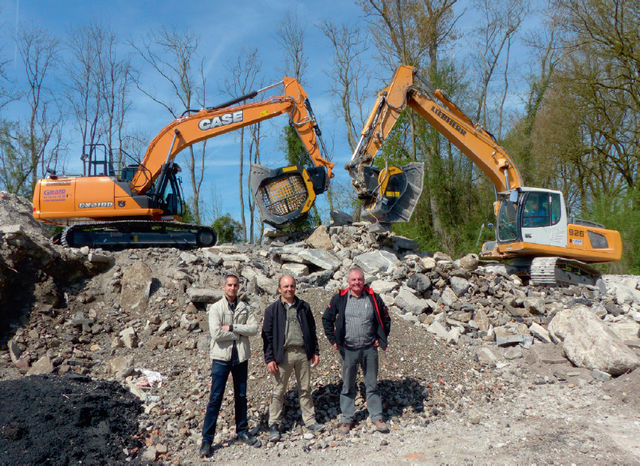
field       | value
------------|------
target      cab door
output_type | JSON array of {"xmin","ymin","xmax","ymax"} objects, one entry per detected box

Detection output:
[{"xmin": 519, "ymin": 191, "xmax": 567, "ymax": 247}]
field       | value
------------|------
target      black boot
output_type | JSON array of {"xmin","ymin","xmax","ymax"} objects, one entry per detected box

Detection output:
[{"xmin": 199, "ymin": 441, "xmax": 212, "ymax": 458}]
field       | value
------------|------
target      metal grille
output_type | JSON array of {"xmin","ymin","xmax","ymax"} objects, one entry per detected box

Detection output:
[{"xmin": 258, "ymin": 174, "xmax": 308, "ymax": 216}]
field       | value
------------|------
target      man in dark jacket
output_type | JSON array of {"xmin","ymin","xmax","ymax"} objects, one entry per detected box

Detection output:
[
  {"xmin": 262, "ymin": 275, "xmax": 324, "ymax": 442},
  {"xmin": 322, "ymin": 266, "xmax": 391, "ymax": 434}
]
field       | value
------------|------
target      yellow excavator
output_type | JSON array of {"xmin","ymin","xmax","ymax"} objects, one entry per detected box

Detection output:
[
  {"xmin": 32, "ymin": 77, "xmax": 336, "ymax": 248},
  {"xmin": 347, "ymin": 65, "xmax": 622, "ymax": 285}
]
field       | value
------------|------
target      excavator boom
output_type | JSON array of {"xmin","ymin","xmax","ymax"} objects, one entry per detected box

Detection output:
[{"xmin": 131, "ymin": 77, "xmax": 334, "ymax": 194}]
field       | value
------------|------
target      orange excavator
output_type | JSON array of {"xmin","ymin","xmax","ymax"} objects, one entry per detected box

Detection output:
[
  {"xmin": 32, "ymin": 77, "xmax": 335, "ymax": 248},
  {"xmin": 347, "ymin": 65, "xmax": 622, "ymax": 285}
]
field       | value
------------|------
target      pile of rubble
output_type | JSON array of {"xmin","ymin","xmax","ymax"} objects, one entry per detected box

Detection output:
[
  {"xmin": 0, "ymin": 192, "xmax": 112, "ymax": 344},
  {"xmin": 1, "ymin": 194, "xmax": 640, "ymax": 463}
]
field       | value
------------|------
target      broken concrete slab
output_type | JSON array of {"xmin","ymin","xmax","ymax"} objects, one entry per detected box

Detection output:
[{"xmin": 549, "ymin": 306, "xmax": 640, "ymax": 376}]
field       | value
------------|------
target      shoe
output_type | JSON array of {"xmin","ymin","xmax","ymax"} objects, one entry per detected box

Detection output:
[
  {"xmin": 373, "ymin": 419, "xmax": 389, "ymax": 433},
  {"xmin": 306, "ymin": 423, "xmax": 325, "ymax": 433},
  {"xmin": 338, "ymin": 422, "xmax": 352, "ymax": 434},
  {"xmin": 268, "ymin": 424, "xmax": 280, "ymax": 442},
  {"xmin": 237, "ymin": 431, "xmax": 261, "ymax": 448},
  {"xmin": 199, "ymin": 441, "xmax": 212, "ymax": 458}
]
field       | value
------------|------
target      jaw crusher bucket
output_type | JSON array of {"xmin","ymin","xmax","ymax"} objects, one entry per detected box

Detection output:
[
  {"xmin": 249, "ymin": 164, "xmax": 328, "ymax": 227},
  {"xmin": 359, "ymin": 162, "xmax": 424, "ymax": 224}
]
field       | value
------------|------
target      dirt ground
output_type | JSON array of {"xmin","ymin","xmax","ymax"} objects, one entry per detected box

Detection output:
[
  {"xmin": 0, "ymin": 374, "xmax": 142, "ymax": 464},
  {"xmin": 197, "ymin": 372, "xmax": 640, "ymax": 465}
]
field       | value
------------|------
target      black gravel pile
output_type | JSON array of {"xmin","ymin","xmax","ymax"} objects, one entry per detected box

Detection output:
[{"xmin": 0, "ymin": 374, "xmax": 143, "ymax": 464}]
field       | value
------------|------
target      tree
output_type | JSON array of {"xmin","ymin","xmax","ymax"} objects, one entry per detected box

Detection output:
[
  {"xmin": 66, "ymin": 24, "xmax": 133, "ymax": 172},
  {"xmin": 0, "ymin": 52, "xmax": 14, "ymax": 112},
  {"xmin": 223, "ymin": 48, "xmax": 262, "ymax": 242},
  {"xmin": 212, "ymin": 214, "xmax": 243, "ymax": 243},
  {"xmin": 4, "ymin": 28, "xmax": 64, "ymax": 196},
  {"xmin": 553, "ymin": 0, "xmax": 640, "ymax": 198},
  {"xmin": 320, "ymin": 21, "xmax": 371, "ymax": 152},
  {"xmin": 501, "ymin": 5, "xmax": 560, "ymax": 186},
  {"xmin": 277, "ymin": 12, "xmax": 307, "ymax": 83},
  {"xmin": 471, "ymin": 0, "xmax": 527, "ymax": 135},
  {"xmin": 320, "ymin": 20, "xmax": 371, "ymax": 218},
  {"xmin": 523, "ymin": 0, "xmax": 640, "ymax": 214},
  {"xmin": 132, "ymin": 28, "xmax": 207, "ymax": 224},
  {"xmin": 361, "ymin": 0, "xmax": 467, "ymax": 253},
  {"xmin": 277, "ymin": 12, "xmax": 322, "ymax": 227},
  {"xmin": 247, "ymin": 122, "xmax": 263, "ymax": 243}
]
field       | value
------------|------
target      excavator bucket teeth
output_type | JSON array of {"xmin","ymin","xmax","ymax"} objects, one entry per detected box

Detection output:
[
  {"xmin": 363, "ymin": 162, "xmax": 424, "ymax": 224},
  {"xmin": 249, "ymin": 164, "xmax": 326, "ymax": 227}
]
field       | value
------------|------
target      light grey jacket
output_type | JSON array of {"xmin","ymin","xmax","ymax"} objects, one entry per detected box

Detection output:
[{"xmin": 207, "ymin": 297, "xmax": 258, "ymax": 362}]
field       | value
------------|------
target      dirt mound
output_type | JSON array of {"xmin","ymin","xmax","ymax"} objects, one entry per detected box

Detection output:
[
  {"xmin": 0, "ymin": 194, "xmax": 110, "ymax": 346},
  {"xmin": 0, "ymin": 374, "xmax": 143, "ymax": 464},
  {"xmin": 0, "ymin": 191, "xmax": 50, "ymax": 241}
]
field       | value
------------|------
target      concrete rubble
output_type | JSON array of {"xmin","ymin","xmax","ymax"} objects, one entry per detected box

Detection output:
[{"xmin": 1, "ymin": 193, "xmax": 640, "ymax": 463}]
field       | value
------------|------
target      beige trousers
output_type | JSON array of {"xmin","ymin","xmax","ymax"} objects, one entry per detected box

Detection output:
[{"xmin": 268, "ymin": 347, "xmax": 316, "ymax": 426}]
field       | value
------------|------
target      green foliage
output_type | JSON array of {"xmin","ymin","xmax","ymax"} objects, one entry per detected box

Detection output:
[
  {"xmin": 0, "ymin": 120, "xmax": 34, "ymax": 196},
  {"xmin": 180, "ymin": 199, "xmax": 197, "ymax": 224},
  {"xmin": 373, "ymin": 111, "xmax": 414, "ymax": 169},
  {"xmin": 585, "ymin": 189, "xmax": 640, "ymax": 274},
  {"xmin": 280, "ymin": 124, "xmax": 312, "ymax": 168},
  {"xmin": 212, "ymin": 214, "xmax": 243, "ymax": 243}
]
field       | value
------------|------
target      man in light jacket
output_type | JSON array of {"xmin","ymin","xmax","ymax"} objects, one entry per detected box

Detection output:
[{"xmin": 200, "ymin": 274, "xmax": 260, "ymax": 458}]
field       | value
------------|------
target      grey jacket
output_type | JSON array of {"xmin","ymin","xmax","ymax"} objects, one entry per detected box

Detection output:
[{"xmin": 207, "ymin": 297, "xmax": 258, "ymax": 362}]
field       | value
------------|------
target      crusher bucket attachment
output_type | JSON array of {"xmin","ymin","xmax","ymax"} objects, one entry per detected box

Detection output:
[
  {"xmin": 360, "ymin": 162, "xmax": 424, "ymax": 224},
  {"xmin": 249, "ymin": 164, "xmax": 328, "ymax": 227}
]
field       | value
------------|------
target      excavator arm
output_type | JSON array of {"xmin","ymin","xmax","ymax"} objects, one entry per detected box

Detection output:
[
  {"xmin": 130, "ymin": 77, "xmax": 334, "ymax": 226},
  {"xmin": 347, "ymin": 65, "xmax": 522, "ymax": 221}
]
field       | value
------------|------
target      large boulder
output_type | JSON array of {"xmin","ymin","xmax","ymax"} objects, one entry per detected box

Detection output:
[
  {"xmin": 407, "ymin": 273, "xmax": 431, "ymax": 294},
  {"xmin": 548, "ymin": 306, "xmax": 640, "ymax": 376},
  {"xmin": 395, "ymin": 286, "xmax": 430, "ymax": 315},
  {"xmin": 353, "ymin": 250, "xmax": 400, "ymax": 275},
  {"xmin": 120, "ymin": 262, "xmax": 153, "ymax": 314},
  {"xmin": 305, "ymin": 225, "xmax": 334, "ymax": 250},
  {"xmin": 273, "ymin": 245, "xmax": 341, "ymax": 272}
]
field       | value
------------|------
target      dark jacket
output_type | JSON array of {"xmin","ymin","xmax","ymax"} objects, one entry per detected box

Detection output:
[
  {"xmin": 262, "ymin": 297, "xmax": 320, "ymax": 365},
  {"xmin": 322, "ymin": 286, "xmax": 391, "ymax": 351}
]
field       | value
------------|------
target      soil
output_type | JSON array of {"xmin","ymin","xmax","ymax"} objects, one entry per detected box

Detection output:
[{"xmin": 0, "ymin": 374, "xmax": 143, "ymax": 464}]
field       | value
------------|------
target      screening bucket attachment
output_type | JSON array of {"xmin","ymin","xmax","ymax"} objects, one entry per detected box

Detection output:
[
  {"xmin": 361, "ymin": 162, "xmax": 424, "ymax": 224},
  {"xmin": 249, "ymin": 164, "xmax": 328, "ymax": 227}
]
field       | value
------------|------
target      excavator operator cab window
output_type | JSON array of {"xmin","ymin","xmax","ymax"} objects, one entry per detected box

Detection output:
[
  {"xmin": 550, "ymin": 193, "xmax": 561, "ymax": 225},
  {"xmin": 160, "ymin": 165, "xmax": 184, "ymax": 217},
  {"xmin": 522, "ymin": 192, "xmax": 552, "ymax": 228},
  {"xmin": 496, "ymin": 200, "xmax": 518, "ymax": 242}
]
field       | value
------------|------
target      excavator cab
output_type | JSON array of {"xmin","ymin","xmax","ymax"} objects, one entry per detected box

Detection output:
[
  {"xmin": 494, "ymin": 188, "xmax": 567, "ymax": 248},
  {"xmin": 249, "ymin": 164, "xmax": 328, "ymax": 227}
]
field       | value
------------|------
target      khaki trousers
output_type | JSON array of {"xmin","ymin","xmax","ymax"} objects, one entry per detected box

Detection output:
[{"xmin": 268, "ymin": 347, "xmax": 315, "ymax": 426}]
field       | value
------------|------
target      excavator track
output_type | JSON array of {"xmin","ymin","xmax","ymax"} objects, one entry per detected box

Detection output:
[
  {"xmin": 61, "ymin": 220, "xmax": 217, "ymax": 250},
  {"xmin": 529, "ymin": 256, "xmax": 600, "ymax": 287}
]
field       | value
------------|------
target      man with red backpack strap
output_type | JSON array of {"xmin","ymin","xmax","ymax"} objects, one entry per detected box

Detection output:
[{"xmin": 322, "ymin": 266, "xmax": 391, "ymax": 434}]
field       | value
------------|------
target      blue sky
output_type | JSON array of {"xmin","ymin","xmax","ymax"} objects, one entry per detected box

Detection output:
[{"xmin": 0, "ymin": 0, "xmax": 542, "ymax": 230}]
